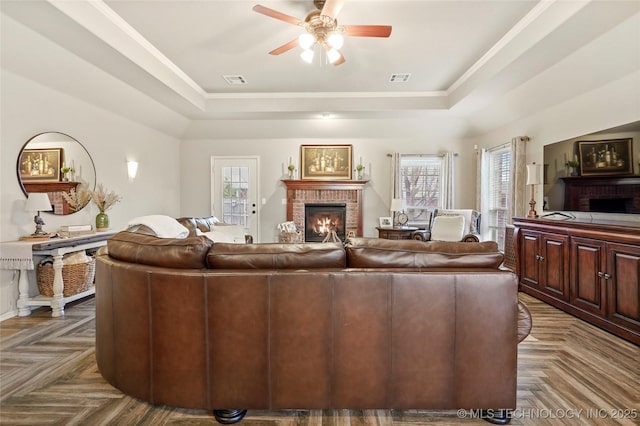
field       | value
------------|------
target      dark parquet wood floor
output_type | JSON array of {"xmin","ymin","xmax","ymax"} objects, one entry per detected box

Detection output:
[{"xmin": 1, "ymin": 294, "xmax": 638, "ymax": 425}]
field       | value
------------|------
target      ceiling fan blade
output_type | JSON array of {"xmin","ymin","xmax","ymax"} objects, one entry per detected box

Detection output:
[
  {"xmin": 344, "ymin": 25, "xmax": 392, "ymax": 38},
  {"xmin": 268, "ymin": 39, "xmax": 299, "ymax": 56},
  {"xmin": 252, "ymin": 5, "xmax": 302, "ymax": 25},
  {"xmin": 320, "ymin": 0, "xmax": 344, "ymax": 19}
]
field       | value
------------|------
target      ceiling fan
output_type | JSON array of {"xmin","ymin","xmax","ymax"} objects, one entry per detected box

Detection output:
[{"xmin": 252, "ymin": 0, "xmax": 392, "ymax": 66}]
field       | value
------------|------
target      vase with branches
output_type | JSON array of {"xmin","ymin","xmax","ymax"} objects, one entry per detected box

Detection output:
[
  {"xmin": 92, "ymin": 184, "xmax": 122, "ymax": 231},
  {"xmin": 61, "ymin": 183, "xmax": 92, "ymax": 212}
]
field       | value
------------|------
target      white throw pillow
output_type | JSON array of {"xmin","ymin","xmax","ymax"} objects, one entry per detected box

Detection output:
[
  {"xmin": 126, "ymin": 215, "xmax": 189, "ymax": 238},
  {"xmin": 430, "ymin": 215, "xmax": 466, "ymax": 242},
  {"xmin": 202, "ymin": 225, "xmax": 246, "ymax": 243}
]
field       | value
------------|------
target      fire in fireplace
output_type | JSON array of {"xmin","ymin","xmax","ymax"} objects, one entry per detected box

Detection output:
[{"xmin": 304, "ymin": 204, "xmax": 346, "ymax": 242}]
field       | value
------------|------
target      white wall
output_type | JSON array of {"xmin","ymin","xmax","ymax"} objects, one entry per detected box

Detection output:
[
  {"xmin": 0, "ymin": 11, "xmax": 188, "ymax": 319},
  {"xmin": 0, "ymin": 70, "xmax": 184, "ymax": 319},
  {"xmin": 180, "ymin": 130, "xmax": 473, "ymax": 243}
]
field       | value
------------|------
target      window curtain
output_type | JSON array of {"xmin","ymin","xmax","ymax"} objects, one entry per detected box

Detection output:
[
  {"xmin": 392, "ymin": 152, "xmax": 401, "ymax": 198},
  {"xmin": 509, "ymin": 136, "xmax": 529, "ymax": 221},
  {"xmin": 440, "ymin": 151, "xmax": 454, "ymax": 209},
  {"xmin": 476, "ymin": 148, "xmax": 482, "ymax": 211}
]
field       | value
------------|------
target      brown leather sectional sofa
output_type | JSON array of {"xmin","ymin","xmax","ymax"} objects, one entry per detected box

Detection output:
[{"xmin": 95, "ymin": 227, "xmax": 531, "ymax": 425}]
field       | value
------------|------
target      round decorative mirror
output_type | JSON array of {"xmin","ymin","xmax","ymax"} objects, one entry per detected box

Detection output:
[{"xmin": 16, "ymin": 132, "xmax": 96, "ymax": 215}]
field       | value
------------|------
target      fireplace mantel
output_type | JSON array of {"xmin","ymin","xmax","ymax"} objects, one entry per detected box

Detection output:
[
  {"xmin": 282, "ymin": 179, "xmax": 369, "ymax": 190},
  {"xmin": 283, "ymin": 179, "xmax": 368, "ymax": 238}
]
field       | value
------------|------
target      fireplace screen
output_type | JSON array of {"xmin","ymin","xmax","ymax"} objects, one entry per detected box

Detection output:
[{"xmin": 304, "ymin": 204, "xmax": 346, "ymax": 242}]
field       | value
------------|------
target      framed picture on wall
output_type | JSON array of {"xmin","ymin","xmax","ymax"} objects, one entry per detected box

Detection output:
[
  {"xmin": 577, "ymin": 138, "xmax": 633, "ymax": 176},
  {"xmin": 300, "ymin": 144, "xmax": 352, "ymax": 180},
  {"xmin": 18, "ymin": 148, "xmax": 63, "ymax": 182}
]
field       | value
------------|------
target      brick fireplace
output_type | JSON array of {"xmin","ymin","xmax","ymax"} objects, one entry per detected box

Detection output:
[
  {"xmin": 283, "ymin": 179, "xmax": 368, "ymax": 239},
  {"xmin": 561, "ymin": 175, "xmax": 640, "ymax": 213}
]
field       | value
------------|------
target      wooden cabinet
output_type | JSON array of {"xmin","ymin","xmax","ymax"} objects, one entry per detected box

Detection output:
[
  {"xmin": 520, "ymin": 229, "xmax": 569, "ymax": 301},
  {"xmin": 571, "ymin": 237, "xmax": 607, "ymax": 316},
  {"xmin": 514, "ymin": 217, "xmax": 640, "ymax": 345},
  {"xmin": 606, "ymin": 243, "xmax": 640, "ymax": 335}
]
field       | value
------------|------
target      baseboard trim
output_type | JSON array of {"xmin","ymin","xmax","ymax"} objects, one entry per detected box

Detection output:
[{"xmin": 0, "ymin": 309, "xmax": 18, "ymax": 322}]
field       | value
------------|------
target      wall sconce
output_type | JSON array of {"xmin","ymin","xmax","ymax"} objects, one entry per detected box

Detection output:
[
  {"xmin": 127, "ymin": 161, "xmax": 138, "ymax": 182},
  {"xmin": 526, "ymin": 163, "xmax": 543, "ymax": 218},
  {"xmin": 25, "ymin": 193, "xmax": 53, "ymax": 236}
]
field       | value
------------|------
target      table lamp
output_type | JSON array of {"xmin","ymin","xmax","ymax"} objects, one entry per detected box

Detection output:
[
  {"xmin": 25, "ymin": 193, "xmax": 53, "ymax": 236},
  {"xmin": 390, "ymin": 198, "xmax": 404, "ymax": 225},
  {"xmin": 526, "ymin": 163, "xmax": 543, "ymax": 218}
]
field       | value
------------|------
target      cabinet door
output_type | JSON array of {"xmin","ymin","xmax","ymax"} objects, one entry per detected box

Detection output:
[
  {"xmin": 571, "ymin": 237, "xmax": 607, "ymax": 316},
  {"xmin": 540, "ymin": 234, "xmax": 570, "ymax": 301},
  {"xmin": 520, "ymin": 230, "xmax": 541, "ymax": 289},
  {"xmin": 606, "ymin": 243, "xmax": 640, "ymax": 333}
]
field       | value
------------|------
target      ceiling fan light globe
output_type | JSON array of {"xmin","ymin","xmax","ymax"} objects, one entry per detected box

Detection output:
[
  {"xmin": 301, "ymin": 49, "xmax": 315, "ymax": 63},
  {"xmin": 327, "ymin": 33, "xmax": 344, "ymax": 49},
  {"xmin": 298, "ymin": 33, "xmax": 315, "ymax": 49},
  {"xmin": 327, "ymin": 48, "xmax": 341, "ymax": 64}
]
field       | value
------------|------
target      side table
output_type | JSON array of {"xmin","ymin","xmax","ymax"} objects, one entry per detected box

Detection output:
[
  {"xmin": 376, "ymin": 226, "xmax": 429, "ymax": 241},
  {"xmin": 0, "ymin": 231, "xmax": 116, "ymax": 317}
]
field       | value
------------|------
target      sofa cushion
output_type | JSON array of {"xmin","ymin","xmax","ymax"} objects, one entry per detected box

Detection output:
[
  {"xmin": 207, "ymin": 242, "xmax": 346, "ymax": 269},
  {"xmin": 199, "ymin": 225, "xmax": 246, "ymax": 244},
  {"xmin": 345, "ymin": 237, "xmax": 503, "ymax": 269},
  {"xmin": 107, "ymin": 231, "xmax": 212, "ymax": 269},
  {"xmin": 430, "ymin": 215, "xmax": 466, "ymax": 241},
  {"xmin": 434, "ymin": 209, "xmax": 480, "ymax": 235},
  {"xmin": 126, "ymin": 215, "xmax": 189, "ymax": 238}
]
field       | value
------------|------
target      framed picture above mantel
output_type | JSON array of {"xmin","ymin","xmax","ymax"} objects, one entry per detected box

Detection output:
[
  {"xmin": 300, "ymin": 144, "xmax": 352, "ymax": 180},
  {"xmin": 577, "ymin": 138, "xmax": 633, "ymax": 176},
  {"xmin": 18, "ymin": 148, "xmax": 63, "ymax": 182}
]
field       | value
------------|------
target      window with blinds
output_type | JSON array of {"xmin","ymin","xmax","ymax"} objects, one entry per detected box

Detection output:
[
  {"xmin": 397, "ymin": 155, "xmax": 442, "ymax": 226},
  {"xmin": 483, "ymin": 145, "xmax": 511, "ymax": 250}
]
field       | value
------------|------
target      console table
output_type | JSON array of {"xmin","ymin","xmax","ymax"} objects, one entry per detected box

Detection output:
[
  {"xmin": 0, "ymin": 231, "xmax": 116, "ymax": 317},
  {"xmin": 376, "ymin": 226, "xmax": 428, "ymax": 240}
]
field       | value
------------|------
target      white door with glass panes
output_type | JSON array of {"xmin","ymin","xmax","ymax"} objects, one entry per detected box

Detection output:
[{"xmin": 211, "ymin": 157, "xmax": 260, "ymax": 241}]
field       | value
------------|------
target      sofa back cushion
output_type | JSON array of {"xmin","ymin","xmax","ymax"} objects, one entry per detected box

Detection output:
[
  {"xmin": 207, "ymin": 242, "xmax": 346, "ymax": 269},
  {"xmin": 176, "ymin": 216, "xmax": 220, "ymax": 236},
  {"xmin": 107, "ymin": 231, "xmax": 212, "ymax": 269},
  {"xmin": 345, "ymin": 237, "xmax": 503, "ymax": 269}
]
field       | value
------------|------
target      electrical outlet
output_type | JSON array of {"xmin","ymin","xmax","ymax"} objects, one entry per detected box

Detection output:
[{"xmin": 282, "ymin": 198, "xmax": 287, "ymax": 205}]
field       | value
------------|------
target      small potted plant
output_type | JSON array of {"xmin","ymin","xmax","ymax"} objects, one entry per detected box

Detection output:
[
  {"xmin": 287, "ymin": 163, "xmax": 296, "ymax": 179},
  {"xmin": 355, "ymin": 164, "xmax": 365, "ymax": 179},
  {"xmin": 565, "ymin": 160, "xmax": 580, "ymax": 176},
  {"xmin": 60, "ymin": 165, "xmax": 74, "ymax": 181}
]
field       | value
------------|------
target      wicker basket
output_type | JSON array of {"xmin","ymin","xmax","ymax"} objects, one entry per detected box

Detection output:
[
  {"xmin": 37, "ymin": 257, "xmax": 96, "ymax": 297},
  {"xmin": 279, "ymin": 231, "xmax": 303, "ymax": 243}
]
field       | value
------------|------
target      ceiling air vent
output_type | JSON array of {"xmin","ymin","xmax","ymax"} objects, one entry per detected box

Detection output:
[
  {"xmin": 389, "ymin": 73, "xmax": 411, "ymax": 83},
  {"xmin": 223, "ymin": 75, "xmax": 247, "ymax": 85}
]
